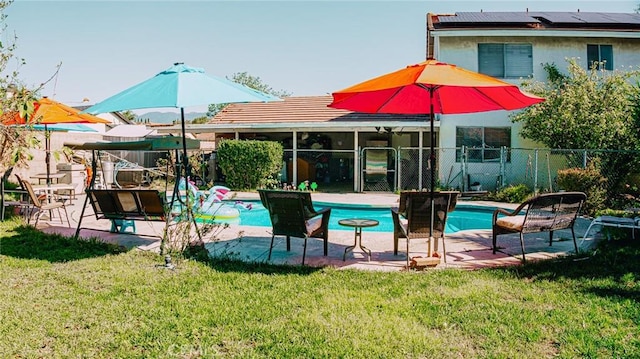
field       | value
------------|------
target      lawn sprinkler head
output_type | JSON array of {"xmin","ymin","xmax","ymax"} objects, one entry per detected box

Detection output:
[{"xmin": 164, "ymin": 255, "xmax": 176, "ymax": 270}]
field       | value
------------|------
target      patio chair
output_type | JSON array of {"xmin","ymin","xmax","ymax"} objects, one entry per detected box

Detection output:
[
  {"xmin": 391, "ymin": 191, "xmax": 459, "ymax": 268},
  {"xmin": 258, "ymin": 189, "xmax": 331, "ymax": 265},
  {"xmin": 19, "ymin": 175, "xmax": 71, "ymax": 228},
  {"xmin": 1, "ymin": 171, "xmax": 32, "ymax": 221},
  {"xmin": 492, "ymin": 192, "xmax": 587, "ymax": 261}
]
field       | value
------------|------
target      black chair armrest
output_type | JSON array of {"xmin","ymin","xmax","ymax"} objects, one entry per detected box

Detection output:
[
  {"xmin": 314, "ymin": 207, "xmax": 331, "ymax": 215},
  {"xmin": 492, "ymin": 201, "xmax": 530, "ymax": 223},
  {"xmin": 306, "ymin": 206, "xmax": 330, "ymax": 219},
  {"xmin": 317, "ymin": 207, "xmax": 331, "ymax": 225},
  {"xmin": 391, "ymin": 206, "xmax": 405, "ymax": 215},
  {"xmin": 492, "ymin": 208, "xmax": 514, "ymax": 224}
]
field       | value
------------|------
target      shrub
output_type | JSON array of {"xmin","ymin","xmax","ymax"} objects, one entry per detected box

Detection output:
[
  {"xmin": 217, "ymin": 139, "xmax": 283, "ymax": 190},
  {"xmin": 557, "ymin": 164, "xmax": 606, "ymax": 216},
  {"xmin": 489, "ymin": 184, "xmax": 532, "ymax": 203}
]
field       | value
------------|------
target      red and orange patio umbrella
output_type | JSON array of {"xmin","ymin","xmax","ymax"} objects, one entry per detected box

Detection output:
[
  {"xmin": 2, "ymin": 97, "xmax": 110, "ymax": 185},
  {"xmin": 329, "ymin": 59, "xmax": 544, "ymax": 192}
]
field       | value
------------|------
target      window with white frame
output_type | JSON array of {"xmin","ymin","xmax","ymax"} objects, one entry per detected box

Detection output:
[
  {"xmin": 587, "ymin": 44, "xmax": 613, "ymax": 70},
  {"xmin": 456, "ymin": 127, "xmax": 511, "ymax": 162},
  {"xmin": 478, "ymin": 43, "xmax": 533, "ymax": 78}
]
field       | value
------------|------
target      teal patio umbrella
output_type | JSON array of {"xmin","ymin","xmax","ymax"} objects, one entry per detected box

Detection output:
[
  {"xmin": 33, "ymin": 123, "xmax": 98, "ymax": 132},
  {"xmin": 83, "ymin": 63, "xmax": 281, "ymax": 179}
]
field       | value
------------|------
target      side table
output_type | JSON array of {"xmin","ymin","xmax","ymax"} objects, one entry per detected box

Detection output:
[{"xmin": 339, "ymin": 218, "xmax": 378, "ymax": 261}]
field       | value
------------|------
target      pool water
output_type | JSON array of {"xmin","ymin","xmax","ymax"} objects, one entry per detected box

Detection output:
[{"xmin": 223, "ymin": 201, "xmax": 495, "ymax": 233}]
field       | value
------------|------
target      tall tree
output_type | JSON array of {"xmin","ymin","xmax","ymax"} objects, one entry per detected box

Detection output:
[
  {"xmin": 120, "ymin": 110, "xmax": 137, "ymax": 123},
  {"xmin": 513, "ymin": 58, "xmax": 640, "ymax": 151},
  {"xmin": 190, "ymin": 116, "xmax": 209, "ymax": 124},
  {"xmin": 512, "ymin": 58, "xmax": 640, "ymax": 199},
  {"xmin": 0, "ymin": 0, "xmax": 40, "ymax": 177},
  {"xmin": 206, "ymin": 72, "xmax": 290, "ymax": 117}
]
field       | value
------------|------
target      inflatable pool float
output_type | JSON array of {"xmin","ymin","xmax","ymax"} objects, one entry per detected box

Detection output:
[
  {"xmin": 172, "ymin": 181, "xmax": 252, "ymax": 222},
  {"xmin": 194, "ymin": 202, "xmax": 241, "ymax": 222}
]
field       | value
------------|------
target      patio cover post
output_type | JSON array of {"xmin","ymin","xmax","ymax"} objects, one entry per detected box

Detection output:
[
  {"xmin": 354, "ymin": 130, "xmax": 359, "ymax": 192},
  {"xmin": 292, "ymin": 131, "xmax": 298, "ymax": 186}
]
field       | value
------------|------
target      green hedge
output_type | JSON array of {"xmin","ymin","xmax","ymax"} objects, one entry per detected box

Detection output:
[
  {"xmin": 488, "ymin": 184, "xmax": 533, "ymax": 203},
  {"xmin": 557, "ymin": 164, "xmax": 607, "ymax": 216},
  {"xmin": 217, "ymin": 139, "xmax": 283, "ymax": 190}
]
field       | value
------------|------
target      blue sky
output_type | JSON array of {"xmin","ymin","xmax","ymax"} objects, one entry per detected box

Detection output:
[{"xmin": 4, "ymin": 1, "xmax": 638, "ymax": 111}]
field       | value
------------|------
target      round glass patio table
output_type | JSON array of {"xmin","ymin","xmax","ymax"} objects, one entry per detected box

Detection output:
[{"xmin": 339, "ymin": 218, "xmax": 379, "ymax": 261}]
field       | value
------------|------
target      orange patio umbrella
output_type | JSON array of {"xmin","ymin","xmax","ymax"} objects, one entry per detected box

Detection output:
[
  {"xmin": 329, "ymin": 59, "xmax": 544, "ymax": 192},
  {"xmin": 2, "ymin": 97, "xmax": 110, "ymax": 185},
  {"xmin": 2, "ymin": 97, "xmax": 110, "ymax": 125}
]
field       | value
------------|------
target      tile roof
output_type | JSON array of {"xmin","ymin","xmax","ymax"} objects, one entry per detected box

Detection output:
[{"xmin": 211, "ymin": 95, "xmax": 427, "ymax": 124}]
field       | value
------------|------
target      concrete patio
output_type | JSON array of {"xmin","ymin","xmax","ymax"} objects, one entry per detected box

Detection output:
[{"xmin": 36, "ymin": 191, "xmax": 600, "ymax": 271}]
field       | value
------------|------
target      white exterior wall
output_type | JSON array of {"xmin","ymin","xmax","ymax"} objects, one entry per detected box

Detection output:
[
  {"xmin": 436, "ymin": 35, "xmax": 640, "ymax": 81},
  {"xmin": 432, "ymin": 30, "xmax": 640, "ymax": 190}
]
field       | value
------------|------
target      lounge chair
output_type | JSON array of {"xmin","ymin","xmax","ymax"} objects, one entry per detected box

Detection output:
[
  {"xmin": 582, "ymin": 215, "xmax": 640, "ymax": 241},
  {"xmin": 391, "ymin": 191, "xmax": 459, "ymax": 268},
  {"xmin": 258, "ymin": 189, "xmax": 331, "ymax": 265}
]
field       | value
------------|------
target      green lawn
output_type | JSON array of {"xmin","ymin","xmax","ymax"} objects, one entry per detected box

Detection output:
[{"xmin": 1, "ymin": 218, "xmax": 639, "ymax": 358}]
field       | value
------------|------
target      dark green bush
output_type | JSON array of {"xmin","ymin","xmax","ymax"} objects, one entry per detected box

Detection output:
[
  {"xmin": 556, "ymin": 164, "xmax": 606, "ymax": 216},
  {"xmin": 489, "ymin": 184, "xmax": 532, "ymax": 203},
  {"xmin": 217, "ymin": 139, "xmax": 283, "ymax": 190}
]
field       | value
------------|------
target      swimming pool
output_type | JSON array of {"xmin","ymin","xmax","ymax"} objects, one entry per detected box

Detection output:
[{"xmin": 220, "ymin": 200, "xmax": 495, "ymax": 233}]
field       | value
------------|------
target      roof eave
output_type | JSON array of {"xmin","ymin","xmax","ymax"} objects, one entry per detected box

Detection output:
[
  {"xmin": 431, "ymin": 28, "xmax": 640, "ymax": 38},
  {"xmin": 155, "ymin": 121, "xmax": 438, "ymax": 134}
]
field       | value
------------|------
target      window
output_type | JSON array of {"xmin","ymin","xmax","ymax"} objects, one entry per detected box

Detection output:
[
  {"xmin": 587, "ymin": 44, "xmax": 613, "ymax": 70},
  {"xmin": 478, "ymin": 43, "xmax": 533, "ymax": 78},
  {"xmin": 456, "ymin": 127, "xmax": 511, "ymax": 162}
]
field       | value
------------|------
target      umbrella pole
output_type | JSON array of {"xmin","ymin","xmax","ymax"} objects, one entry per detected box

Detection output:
[
  {"xmin": 178, "ymin": 107, "xmax": 202, "ymax": 243},
  {"xmin": 429, "ymin": 89, "xmax": 436, "ymax": 257},
  {"xmin": 180, "ymin": 108, "xmax": 189, "ymax": 180},
  {"xmin": 429, "ymin": 91, "xmax": 436, "ymax": 193},
  {"xmin": 45, "ymin": 125, "xmax": 51, "ymax": 186}
]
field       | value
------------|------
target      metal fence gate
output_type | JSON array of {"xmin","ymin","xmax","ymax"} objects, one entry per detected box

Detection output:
[{"xmin": 360, "ymin": 147, "xmax": 397, "ymax": 191}]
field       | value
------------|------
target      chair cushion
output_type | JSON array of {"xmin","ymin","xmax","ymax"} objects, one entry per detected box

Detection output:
[
  {"xmin": 41, "ymin": 202, "xmax": 64, "ymax": 211},
  {"xmin": 496, "ymin": 215, "xmax": 525, "ymax": 231},
  {"xmin": 306, "ymin": 216, "xmax": 323, "ymax": 234}
]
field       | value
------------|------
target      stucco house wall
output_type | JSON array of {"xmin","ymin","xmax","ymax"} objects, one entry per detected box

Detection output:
[{"xmin": 430, "ymin": 12, "xmax": 640, "ymax": 190}]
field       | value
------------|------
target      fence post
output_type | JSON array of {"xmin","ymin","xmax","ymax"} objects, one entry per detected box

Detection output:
[
  {"xmin": 583, "ymin": 149, "xmax": 587, "ymax": 168},
  {"xmin": 418, "ymin": 132, "xmax": 424, "ymax": 190},
  {"xmin": 461, "ymin": 145, "xmax": 467, "ymax": 192},
  {"xmin": 397, "ymin": 147, "xmax": 402, "ymax": 191},
  {"xmin": 456, "ymin": 148, "xmax": 464, "ymax": 192},
  {"xmin": 391, "ymin": 147, "xmax": 398, "ymax": 192},
  {"xmin": 533, "ymin": 149, "xmax": 539, "ymax": 194},
  {"xmin": 499, "ymin": 146, "xmax": 506, "ymax": 189}
]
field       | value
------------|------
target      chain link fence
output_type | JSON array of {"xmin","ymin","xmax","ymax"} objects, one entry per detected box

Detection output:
[
  {"xmin": 211, "ymin": 146, "xmax": 640, "ymax": 211},
  {"xmin": 398, "ymin": 147, "xmax": 640, "ymax": 205}
]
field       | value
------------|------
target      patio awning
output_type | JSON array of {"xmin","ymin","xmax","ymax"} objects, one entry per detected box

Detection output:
[
  {"xmin": 154, "ymin": 120, "xmax": 435, "ymax": 134},
  {"xmin": 104, "ymin": 124, "xmax": 157, "ymax": 138},
  {"xmin": 64, "ymin": 136, "xmax": 201, "ymax": 151}
]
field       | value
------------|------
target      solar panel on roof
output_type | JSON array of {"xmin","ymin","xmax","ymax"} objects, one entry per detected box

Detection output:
[
  {"xmin": 436, "ymin": 11, "xmax": 640, "ymax": 26},
  {"xmin": 529, "ymin": 12, "xmax": 640, "ymax": 25},
  {"xmin": 438, "ymin": 12, "xmax": 540, "ymax": 23}
]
